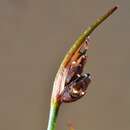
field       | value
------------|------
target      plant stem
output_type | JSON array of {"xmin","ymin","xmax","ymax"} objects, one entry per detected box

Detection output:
[{"xmin": 47, "ymin": 101, "xmax": 61, "ymax": 130}]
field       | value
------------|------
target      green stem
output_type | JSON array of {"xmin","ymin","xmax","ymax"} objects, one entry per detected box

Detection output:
[{"xmin": 47, "ymin": 101, "xmax": 61, "ymax": 130}]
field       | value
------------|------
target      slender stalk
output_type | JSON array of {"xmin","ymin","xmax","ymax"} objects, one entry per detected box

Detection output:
[
  {"xmin": 46, "ymin": 6, "xmax": 118, "ymax": 130},
  {"xmin": 47, "ymin": 101, "xmax": 61, "ymax": 130}
]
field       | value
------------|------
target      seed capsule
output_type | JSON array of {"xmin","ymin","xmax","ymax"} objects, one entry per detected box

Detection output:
[{"xmin": 61, "ymin": 73, "xmax": 92, "ymax": 103}]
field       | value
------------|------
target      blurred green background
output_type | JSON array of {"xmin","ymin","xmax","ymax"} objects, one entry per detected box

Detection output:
[{"xmin": 0, "ymin": 0, "xmax": 130, "ymax": 130}]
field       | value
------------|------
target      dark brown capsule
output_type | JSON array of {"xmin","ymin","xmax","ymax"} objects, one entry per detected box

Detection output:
[{"xmin": 61, "ymin": 73, "xmax": 92, "ymax": 103}]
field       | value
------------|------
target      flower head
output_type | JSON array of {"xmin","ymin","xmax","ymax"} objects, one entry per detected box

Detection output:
[
  {"xmin": 51, "ymin": 6, "xmax": 118, "ymax": 104},
  {"xmin": 52, "ymin": 37, "xmax": 92, "ymax": 103}
]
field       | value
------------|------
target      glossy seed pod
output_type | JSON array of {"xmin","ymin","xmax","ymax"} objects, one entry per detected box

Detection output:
[{"xmin": 61, "ymin": 73, "xmax": 92, "ymax": 103}]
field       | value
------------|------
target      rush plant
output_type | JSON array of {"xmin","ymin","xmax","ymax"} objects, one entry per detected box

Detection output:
[{"xmin": 46, "ymin": 6, "xmax": 118, "ymax": 130}]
